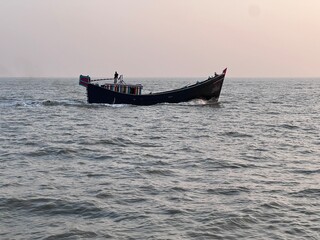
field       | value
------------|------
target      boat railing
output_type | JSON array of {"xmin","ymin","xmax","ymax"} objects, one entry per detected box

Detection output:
[{"xmin": 102, "ymin": 83, "xmax": 143, "ymax": 95}]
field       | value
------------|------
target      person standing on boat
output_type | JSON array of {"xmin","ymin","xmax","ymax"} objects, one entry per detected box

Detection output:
[{"xmin": 114, "ymin": 71, "xmax": 119, "ymax": 84}]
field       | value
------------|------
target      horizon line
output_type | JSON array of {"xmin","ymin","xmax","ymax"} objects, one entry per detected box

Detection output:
[{"xmin": 1, "ymin": 75, "xmax": 320, "ymax": 79}]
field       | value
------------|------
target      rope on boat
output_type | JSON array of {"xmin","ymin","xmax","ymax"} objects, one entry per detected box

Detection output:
[
  {"xmin": 91, "ymin": 75, "xmax": 126, "ymax": 84},
  {"xmin": 91, "ymin": 77, "xmax": 127, "ymax": 85}
]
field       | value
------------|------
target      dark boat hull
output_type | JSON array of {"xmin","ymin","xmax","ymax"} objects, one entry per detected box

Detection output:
[{"xmin": 86, "ymin": 74, "xmax": 225, "ymax": 105}]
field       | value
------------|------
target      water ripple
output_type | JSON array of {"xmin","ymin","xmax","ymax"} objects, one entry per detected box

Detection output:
[
  {"xmin": 1, "ymin": 78, "xmax": 320, "ymax": 239},
  {"xmin": 1, "ymin": 197, "xmax": 104, "ymax": 218}
]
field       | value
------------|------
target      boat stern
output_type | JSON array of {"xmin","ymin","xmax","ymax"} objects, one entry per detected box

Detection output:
[{"xmin": 79, "ymin": 75, "xmax": 91, "ymax": 87}]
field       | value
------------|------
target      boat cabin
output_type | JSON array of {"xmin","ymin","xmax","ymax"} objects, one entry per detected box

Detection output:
[{"xmin": 79, "ymin": 75, "xmax": 143, "ymax": 95}]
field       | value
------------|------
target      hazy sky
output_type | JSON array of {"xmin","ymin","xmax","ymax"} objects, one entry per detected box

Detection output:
[{"xmin": 1, "ymin": 0, "xmax": 319, "ymax": 77}]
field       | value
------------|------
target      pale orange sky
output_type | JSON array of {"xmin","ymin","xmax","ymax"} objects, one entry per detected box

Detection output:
[{"xmin": 0, "ymin": 0, "xmax": 319, "ymax": 77}]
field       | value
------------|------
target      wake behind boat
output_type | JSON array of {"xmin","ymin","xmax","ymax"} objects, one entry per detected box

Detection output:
[{"xmin": 79, "ymin": 69, "xmax": 227, "ymax": 105}]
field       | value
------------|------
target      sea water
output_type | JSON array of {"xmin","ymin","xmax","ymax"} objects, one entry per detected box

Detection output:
[{"xmin": 0, "ymin": 77, "xmax": 319, "ymax": 239}]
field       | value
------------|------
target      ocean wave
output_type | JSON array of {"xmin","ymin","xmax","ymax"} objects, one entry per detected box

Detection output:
[
  {"xmin": 0, "ymin": 197, "xmax": 104, "ymax": 218},
  {"xmin": 25, "ymin": 146, "xmax": 78, "ymax": 158},
  {"xmin": 2, "ymin": 99, "xmax": 132, "ymax": 109},
  {"xmin": 289, "ymin": 188, "xmax": 320, "ymax": 198},
  {"xmin": 144, "ymin": 168, "xmax": 176, "ymax": 176},
  {"xmin": 205, "ymin": 159, "xmax": 256, "ymax": 169},
  {"xmin": 292, "ymin": 169, "xmax": 320, "ymax": 175},
  {"xmin": 207, "ymin": 187, "xmax": 250, "ymax": 195},
  {"xmin": 43, "ymin": 229, "xmax": 101, "ymax": 240},
  {"xmin": 260, "ymin": 201, "xmax": 290, "ymax": 210},
  {"xmin": 95, "ymin": 192, "xmax": 114, "ymax": 199},
  {"xmin": 79, "ymin": 137, "xmax": 162, "ymax": 148},
  {"xmin": 1, "ymin": 98, "xmax": 223, "ymax": 109},
  {"xmin": 0, "ymin": 99, "xmax": 84, "ymax": 108},
  {"xmin": 221, "ymin": 131, "xmax": 253, "ymax": 138},
  {"xmin": 176, "ymin": 99, "xmax": 221, "ymax": 107},
  {"xmin": 279, "ymin": 124, "xmax": 300, "ymax": 130}
]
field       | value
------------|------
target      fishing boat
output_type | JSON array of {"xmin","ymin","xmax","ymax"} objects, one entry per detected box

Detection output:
[{"xmin": 79, "ymin": 68, "xmax": 227, "ymax": 105}]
